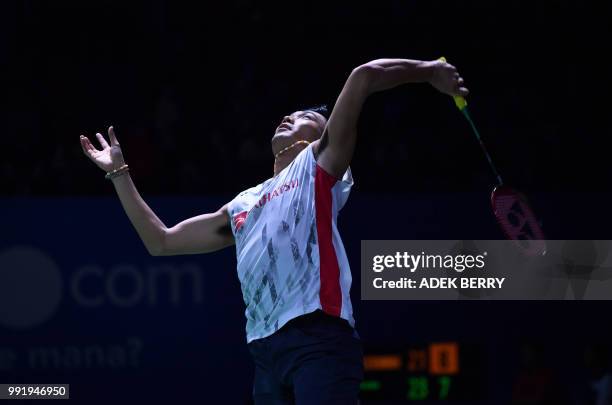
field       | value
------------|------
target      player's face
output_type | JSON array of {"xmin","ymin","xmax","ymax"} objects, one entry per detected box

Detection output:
[{"xmin": 271, "ymin": 110, "xmax": 327, "ymax": 154}]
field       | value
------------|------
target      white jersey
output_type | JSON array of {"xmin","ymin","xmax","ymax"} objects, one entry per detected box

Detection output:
[{"xmin": 227, "ymin": 143, "xmax": 354, "ymax": 343}]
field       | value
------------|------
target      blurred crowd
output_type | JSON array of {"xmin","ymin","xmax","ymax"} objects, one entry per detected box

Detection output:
[{"xmin": 3, "ymin": 0, "xmax": 607, "ymax": 196}]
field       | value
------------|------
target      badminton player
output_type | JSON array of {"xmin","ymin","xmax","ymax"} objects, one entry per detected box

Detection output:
[{"xmin": 80, "ymin": 58, "xmax": 468, "ymax": 404}]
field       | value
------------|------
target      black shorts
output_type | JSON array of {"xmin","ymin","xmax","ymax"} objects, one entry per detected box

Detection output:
[{"xmin": 247, "ymin": 310, "xmax": 364, "ymax": 405}]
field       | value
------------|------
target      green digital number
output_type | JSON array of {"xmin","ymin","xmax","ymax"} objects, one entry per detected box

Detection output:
[
  {"xmin": 407, "ymin": 377, "xmax": 428, "ymax": 400},
  {"xmin": 438, "ymin": 376, "xmax": 451, "ymax": 400}
]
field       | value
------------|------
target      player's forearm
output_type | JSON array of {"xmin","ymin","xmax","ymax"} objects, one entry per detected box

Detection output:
[
  {"xmin": 323, "ymin": 60, "xmax": 434, "ymax": 150},
  {"xmin": 110, "ymin": 173, "xmax": 167, "ymax": 255},
  {"xmin": 359, "ymin": 59, "xmax": 436, "ymax": 95}
]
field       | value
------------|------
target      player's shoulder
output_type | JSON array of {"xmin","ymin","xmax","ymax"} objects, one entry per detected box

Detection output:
[
  {"xmin": 310, "ymin": 138, "xmax": 321, "ymax": 159},
  {"xmin": 292, "ymin": 141, "xmax": 317, "ymax": 169}
]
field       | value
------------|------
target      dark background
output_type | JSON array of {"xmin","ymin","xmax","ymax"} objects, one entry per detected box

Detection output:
[
  {"xmin": 2, "ymin": 1, "xmax": 612, "ymax": 404},
  {"xmin": 3, "ymin": 0, "xmax": 610, "ymax": 195}
]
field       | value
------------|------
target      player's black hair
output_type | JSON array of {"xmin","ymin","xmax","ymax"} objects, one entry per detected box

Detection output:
[{"xmin": 303, "ymin": 104, "xmax": 329, "ymax": 120}]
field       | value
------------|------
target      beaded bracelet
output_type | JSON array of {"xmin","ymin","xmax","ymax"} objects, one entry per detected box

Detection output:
[{"xmin": 105, "ymin": 164, "xmax": 129, "ymax": 180}]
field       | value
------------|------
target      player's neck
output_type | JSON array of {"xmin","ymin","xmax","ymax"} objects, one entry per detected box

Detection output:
[
  {"xmin": 273, "ymin": 151, "xmax": 297, "ymax": 176},
  {"xmin": 273, "ymin": 146, "xmax": 308, "ymax": 176},
  {"xmin": 272, "ymin": 140, "xmax": 310, "ymax": 176}
]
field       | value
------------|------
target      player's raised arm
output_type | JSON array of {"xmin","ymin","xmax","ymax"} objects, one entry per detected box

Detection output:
[
  {"xmin": 315, "ymin": 58, "xmax": 469, "ymax": 178},
  {"xmin": 79, "ymin": 126, "xmax": 234, "ymax": 256}
]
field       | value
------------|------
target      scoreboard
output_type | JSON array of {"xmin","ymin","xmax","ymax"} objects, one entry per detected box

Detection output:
[{"xmin": 360, "ymin": 342, "xmax": 485, "ymax": 402}]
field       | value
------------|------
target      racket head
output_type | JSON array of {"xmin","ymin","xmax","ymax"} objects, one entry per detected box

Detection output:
[{"xmin": 491, "ymin": 185, "xmax": 546, "ymax": 256}]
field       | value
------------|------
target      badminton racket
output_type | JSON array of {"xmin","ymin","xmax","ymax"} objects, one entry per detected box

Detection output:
[{"xmin": 440, "ymin": 57, "xmax": 546, "ymax": 256}]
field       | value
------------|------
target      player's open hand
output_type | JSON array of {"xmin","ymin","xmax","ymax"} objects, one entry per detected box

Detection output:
[
  {"xmin": 79, "ymin": 126, "xmax": 125, "ymax": 173},
  {"xmin": 429, "ymin": 60, "xmax": 469, "ymax": 97}
]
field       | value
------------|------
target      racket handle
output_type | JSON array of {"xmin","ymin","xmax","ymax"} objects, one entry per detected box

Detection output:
[{"xmin": 438, "ymin": 57, "xmax": 468, "ymax": 111}]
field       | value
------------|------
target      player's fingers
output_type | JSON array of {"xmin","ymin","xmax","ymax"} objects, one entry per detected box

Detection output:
[
  {"xmin": 80, "ymin": 135, "xmax": 92, "ymax": 152},
  {"xmin": 79, "ymin": 135, "xmax": 97, "ymax": 157},
  {"xmin": 108, "ymin": 126, "xmax": 119, "ymax": 146},
  {"xmin": 84, "ymin": 136, "xmax": 100, "ymax": 153},
  {"xmin": 93, "ymin": 133, "xmax": 106, "ymax": 149},
  {"xmin": 79, "ymin": 135, "xmax": 90, "ymax": 155},
  {"xmin": 96, "ymin": 132, "xmax": 110, "ymax": 149}
]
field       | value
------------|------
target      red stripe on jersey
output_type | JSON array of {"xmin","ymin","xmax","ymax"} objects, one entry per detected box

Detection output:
[{"xmin": 315, "ymin": 164, "xmax": 342, "ymax": 317}]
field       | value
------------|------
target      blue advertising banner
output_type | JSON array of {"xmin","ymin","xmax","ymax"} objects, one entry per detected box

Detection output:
[{"xmin": 2, "ymin": 193, "xmax": 612, "ymax": 403}]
